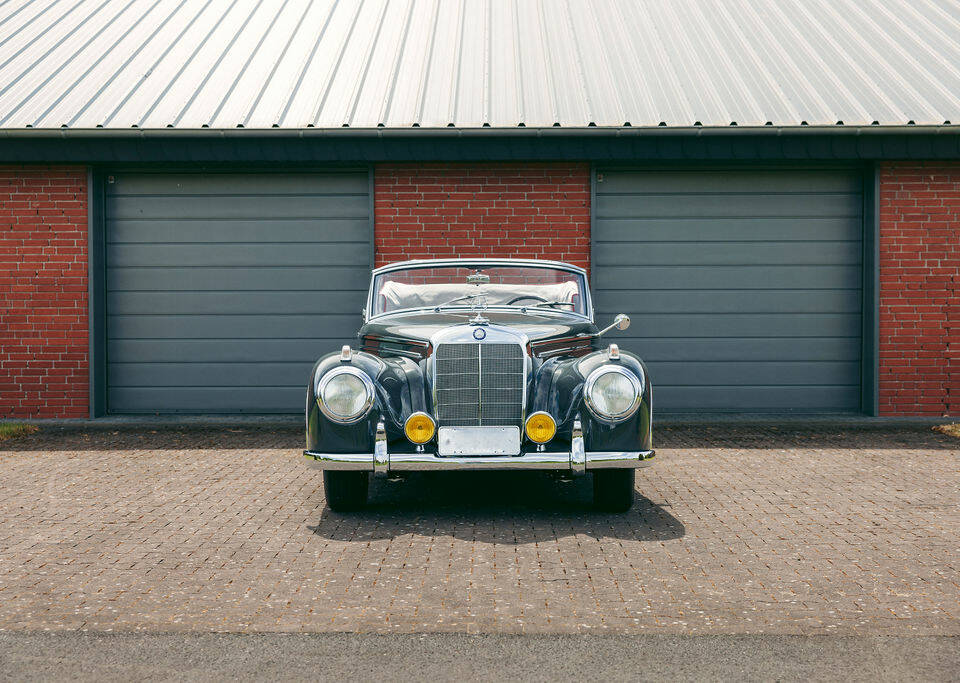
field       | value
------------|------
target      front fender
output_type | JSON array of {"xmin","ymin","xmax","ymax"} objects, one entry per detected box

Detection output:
[
  {"xmin": 305, "ymin": 351, "xmax": 429, "ymax": 453},
  {"xmin": 529, "ymin": 348, "xmax": 652, "ymax": 452}
]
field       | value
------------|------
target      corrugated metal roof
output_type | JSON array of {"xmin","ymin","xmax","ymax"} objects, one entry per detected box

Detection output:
[{"xmin": 1, "ymin": 0, "xmax": 959, "ymax": 130}]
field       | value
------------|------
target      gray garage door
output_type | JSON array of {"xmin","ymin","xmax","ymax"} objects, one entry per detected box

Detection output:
[
  {"xmin": 594, "ymin": 169, "xmax": 863, "ymax": 412},
  {"xmin": 106, "ymin": 172, "xmax": 370, "ymax": 413}
]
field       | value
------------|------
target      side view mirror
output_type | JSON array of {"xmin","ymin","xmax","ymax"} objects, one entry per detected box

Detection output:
[{"xmin": 597, "ymin": 313, "xmax": 630, "ymax": 336}]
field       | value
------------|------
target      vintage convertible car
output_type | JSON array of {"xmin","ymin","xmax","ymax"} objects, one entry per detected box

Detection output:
[{"xmin": 304, "ymin": 258, "xmax": 653, "ymax": 511}]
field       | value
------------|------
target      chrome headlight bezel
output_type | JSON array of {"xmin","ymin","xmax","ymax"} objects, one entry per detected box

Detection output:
[
  {"xmin": 316, "ymin": 366, "xmax": 375, "ymax": 424},
  {"xmin": 583, "ymin": 365, "xmax": 643, "ymax": 423}
]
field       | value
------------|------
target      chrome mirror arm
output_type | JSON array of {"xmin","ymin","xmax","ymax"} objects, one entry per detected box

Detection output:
[{"xmin": 596, "ymin": 313, "xmax": 630, "ymax": 337}]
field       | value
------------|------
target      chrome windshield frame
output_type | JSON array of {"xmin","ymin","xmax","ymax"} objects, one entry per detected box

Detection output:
[{"xmin": 365, "ymin": 258, "xmax": 593, "ymax": 323}]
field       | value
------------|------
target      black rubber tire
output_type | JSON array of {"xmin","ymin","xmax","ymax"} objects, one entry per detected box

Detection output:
[
  {"xmin": 323, "ymin": 470, "xmax": 369, "ymax": 511},
  {"xmin": 593, "ymin": 469, "xmax": 635, "ymax": 512}
]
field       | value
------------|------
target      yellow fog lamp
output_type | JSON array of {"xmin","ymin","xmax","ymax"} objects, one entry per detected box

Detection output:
[
  {"xmin": 404, "ymin": 412, "xmax": 436, "ymax": 444},
  {"xmin": 524, "ymin": 411, "xmax": 557, "ymax": 444}
]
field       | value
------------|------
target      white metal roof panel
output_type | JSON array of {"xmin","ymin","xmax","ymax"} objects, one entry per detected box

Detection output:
[{"xmin": 1, "ymin": 0, "xmax": 959, "ymax": 130}]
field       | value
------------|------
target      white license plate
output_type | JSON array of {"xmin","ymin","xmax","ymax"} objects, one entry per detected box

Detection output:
[{"xmin": 438, "ymin": 426, "xmax": 521, "ymax": 456}]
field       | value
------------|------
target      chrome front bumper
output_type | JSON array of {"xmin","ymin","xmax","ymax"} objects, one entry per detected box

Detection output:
[{"xmin": 304, "ymin": 419, "xmax": 655, "ymax": 476}]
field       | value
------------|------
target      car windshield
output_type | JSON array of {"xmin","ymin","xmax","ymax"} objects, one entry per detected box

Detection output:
[{"xmin": 370, "ymin": 264, "xmax": 588, "ymax": 317}]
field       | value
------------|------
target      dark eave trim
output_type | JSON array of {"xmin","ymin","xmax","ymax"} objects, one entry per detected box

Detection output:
[{"xmin": 1, "ymin": 125, "xmax": 959, "ymax": 162}]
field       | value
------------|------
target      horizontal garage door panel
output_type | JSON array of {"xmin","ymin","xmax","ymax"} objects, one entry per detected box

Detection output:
[
  {"xmin": 599, "ymin": 170, "xmax": 863, "ymax": 193},
  {"xmin": 595, "ymin": 169, "xmax": 862, "ymax": 413},
  {"xmin": 650, "ymin": 361, "xmax": 860, "ymax": 386},
  {"xmin": 110, "ymin": 173, "xmax": 366, "ymax": 194},
  {"xmin": 599, "ymin": 290, "xmax": 862, "ymax": 314},
  {"xmin": 107, "ymin": 292, "xmax": 362, "ymax": 315},
  {"xmin": 597, "ymin": 217, "xmax": 862, "ymax": 242},
  {"xmin": 609, "ymin": 314, "xmax": 860, "ymax": 338},
  {"xmin": 108, "ymin": 218, "xmax": 368, "ymax": 243},
  {"xmin": 655, "ymin": 386, "xmax": 862, "ymax": 412},
  {"xmin": 595, "ymin": 265, "xmax": 859, "ymax": 290},
  {"xmin": 637, "ymin": 338, "xmax": 861, "ymax": 363},
  {"xmin": 594, "ymin": 241, "xmax": 861, "ymax": 266},
  {"xmin": 108, "ymin": 195, "xmax": 368, "ymax": 220},
  {"xmin": 106, "ymin": 171, "xmax": 370, "ymax": 414},
  {"xmin": 107, "ymin": 243, "xmax": 369, "ymax": 267},
  {"xmin": 599, "ymin": 194, "xmax": 860, "ymax": 218},
  {"xmin": 107, "ymin": 266, "xmax": 368, "ymax": 291},
  {"xmin": 109, "ymin": 363, "xmax": 310, "ymax": 388},
  {"xmin": 109, "ymin": 388, "xmax": 307, "ymax": 414},
  {"xmin": 109, "ymin": 315, "xmax": 358, "ymax": 339},
  {"xmin": 109, "ymin": 339, "xmax": 328, "ymax": 363}
]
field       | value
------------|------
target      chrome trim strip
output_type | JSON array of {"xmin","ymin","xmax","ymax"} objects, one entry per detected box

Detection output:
[
  {"xmin": 570, "ymin": 417, "xmax": 586, "ymax": 476},
  {"xmin": 478, "ymin": 341, "xmax": 483, "ymax": 419},
  {"xmin": 587, "ymin": 451, "xmax": 656, "ymax": 469},
  {"xmin": 390, "ymin": 452, "xmax": 573, "ymax": 471},
  {"xmin": 303, "ymin": 449, "xmax": 655, "ymax": 471},
  {"xmin": 531, "ymin": 343, "xmax": 594, "ymax": 359},
  {"xmin": 304, "ymin": 453, "xmax": 374, "ymax": 470},
  {"xmin": 373, "ymin": 420, "xmax": 388, "ymax": 477},
  {"xmin": 373, "ymin": 258, "xmax": 587, "ymax": 277}
]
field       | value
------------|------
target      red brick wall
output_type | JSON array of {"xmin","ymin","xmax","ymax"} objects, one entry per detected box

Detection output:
[
  {"xmin": 878, "ymin": 163, "xmax": 959, "ymax": 416},
  {"xmin": 0, "ymin": 167, "xmax": 88, "ymax": 418},
  {"xmin": 374, "ymin": 163, "xmax": 591, "ymax": 272},
  {"xmin": 1, "ymin": 162, "xmax": 955, "ymax": 418}
]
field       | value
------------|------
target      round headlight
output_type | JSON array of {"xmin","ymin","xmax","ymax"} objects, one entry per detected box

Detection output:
[
  {"xmin": 317, "ymin": 367, "xmax": 375, "ymax": 424},
  {"xmin": 583, "ymin": 366, "xmax": 642, "ymax": 421}
]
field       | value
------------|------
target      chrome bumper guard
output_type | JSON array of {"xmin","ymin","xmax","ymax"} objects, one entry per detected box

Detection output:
[{"xmin": 304, "ymin": 419, "xmax": 655, "ymax": 476}]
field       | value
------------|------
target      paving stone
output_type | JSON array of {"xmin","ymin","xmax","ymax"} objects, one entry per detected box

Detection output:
[{"xmin": 0, "ymin": 423, "xmax": 957, "ymax": 634}]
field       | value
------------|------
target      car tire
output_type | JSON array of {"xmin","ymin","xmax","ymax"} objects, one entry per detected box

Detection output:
[
  {"xmin": 593, "ymin": 469, "xmax": 635, "ymax": 512},
  {"xmin": 323, "ymin": 470, "xmax": 369, "ymax": 511}
]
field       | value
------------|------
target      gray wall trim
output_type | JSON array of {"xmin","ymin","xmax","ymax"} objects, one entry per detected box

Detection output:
[
  {"xmin": 87, "ymin": 169, "xmax": 107, "ymax": 417},
  {"xmin": 368, "ymin": 166, "xmax": 376, "ymax": 272},
  {"xmin": 861, "ymin": 164, "xmax": 881, "ymax": 416},
  {"xmin": 589, "ymin": 165, "xmax": 598, "ymax": 305},
  {"xmin": 86, "ymin": 167, "xmax": 94, "ymax": 418}
]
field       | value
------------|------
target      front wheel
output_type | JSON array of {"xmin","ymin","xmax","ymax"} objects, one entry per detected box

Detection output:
[
  {"xmin": 593, "ymin": 469, "xmax": 635, "ymax": 512},
  {"xmin": 323, "ymin": 470, "xmax": 368, "ymax": 511}
]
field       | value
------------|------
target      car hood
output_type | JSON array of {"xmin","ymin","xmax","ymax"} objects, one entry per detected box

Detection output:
[{"xmin": 360, "ymin": 310, "xmax": 597, "ymax": 344}]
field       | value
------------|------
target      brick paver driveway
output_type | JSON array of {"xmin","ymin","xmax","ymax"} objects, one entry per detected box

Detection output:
[{"xmin": 0, "ymin": 423, "xmax": 957, "ymax": 635}]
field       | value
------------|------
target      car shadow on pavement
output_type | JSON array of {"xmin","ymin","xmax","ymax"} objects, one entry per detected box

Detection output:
[{"xmin": 307, "ymin": 471, "xmax": 685, "ymax": 543}]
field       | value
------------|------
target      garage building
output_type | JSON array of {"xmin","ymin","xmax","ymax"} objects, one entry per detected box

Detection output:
[{"xmin": 1, "ymin": 0, "xmax": 958, "ymax": 417}]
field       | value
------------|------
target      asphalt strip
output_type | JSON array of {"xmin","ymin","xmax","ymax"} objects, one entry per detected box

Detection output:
[{"xmin": 0, "ymin": 632, "xmax": 957, "ymax": 682}]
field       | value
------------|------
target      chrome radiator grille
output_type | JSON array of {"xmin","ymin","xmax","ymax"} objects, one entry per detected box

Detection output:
[{"xmin": 435, "ymin": 342, "xmax": 525, "ymax": 427}]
